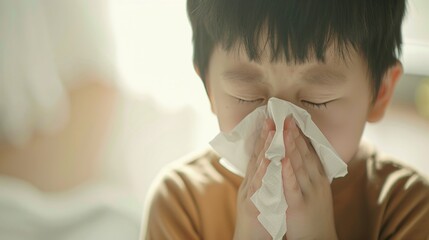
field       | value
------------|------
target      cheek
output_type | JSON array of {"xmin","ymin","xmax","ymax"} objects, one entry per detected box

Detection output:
[
  {"xmin": 217, "ymin": 107, "xmax": 244, "ymax": 132},
  {"xmin": 213, "ymin": 92, "xmax": 254, "ymax": 132},
  {"xmin": 314, "ymin": 101, "xmax": 369, "ymax": 163},
  {"xmin": 323, "ymin": 118, "xmax": 366, "ymax": 163}
]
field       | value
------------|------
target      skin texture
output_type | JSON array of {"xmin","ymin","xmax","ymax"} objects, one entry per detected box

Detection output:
[{"xmin": 196, "ymin": 43, "xmax": 402, "ymax": 239}]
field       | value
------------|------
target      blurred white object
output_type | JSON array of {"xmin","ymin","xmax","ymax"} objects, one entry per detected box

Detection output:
[
  {"xmin": 0, "ymin": 176, "xmax": 141, "ymax": 240},
  {"xmin": 0, "ymin": 1, "xmax": 142, "ymax": 239},
  {"xmin": 0, "ymin": 0, "xmax": 117, "ymax": 146}
]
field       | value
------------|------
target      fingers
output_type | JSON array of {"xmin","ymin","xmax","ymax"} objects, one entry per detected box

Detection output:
[
  {"xmin": 291, "ymin": 121, "xmax": 325, "ymax": 180},
  {"xmin": 248, "ymin": 130, "xmax": 275, "ymax": 197},
  {"xmin": 234, "ymin": 119, "xmax": 276, "ymax": 240},
  {"xmin": 282, "ymin": 157, "xmax": 303, "ymax": 206},
  {"xmin": 243, "ymin": 120, "xmax": 268, "ymax": 187},
  {"xmin": 283, "ymin": 117, "xmax": 327, "ymax": 201},
  {"xmin": 255, "ymin": 119, "xmax": 275, "ymax": 168},
  {"xmin": 285, "ymin": 122, "xmax": 311, "ymax": 199},
  {"xmin": 242, "ymin": 118, "xmax": 275, "ymax": 195}
]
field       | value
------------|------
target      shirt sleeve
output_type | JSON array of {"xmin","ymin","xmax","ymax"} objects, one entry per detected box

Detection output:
[
  {"xmin": 379, "ymin": 171, "xmax": 429, "ymax": 239},
  {"xmin": 142, "ymin": 170, "xmax": 201, "ymax": 240}
]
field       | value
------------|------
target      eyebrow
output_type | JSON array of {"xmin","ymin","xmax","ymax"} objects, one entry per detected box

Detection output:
[
  {"xmin": 301, "ymin": 69, "xmax": 347, "ymax": 86},
  {"xmin": 222, "ymin": 67, "xmax": 264, "ymax": 84},
  {"xmin": 223, "ymin": 66, "xmax": 347, "ymax": 86}
]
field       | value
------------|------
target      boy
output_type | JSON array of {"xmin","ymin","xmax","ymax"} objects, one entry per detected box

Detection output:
[{"xmin": 143, "ymin": 0, "xmax": 429, "ymax": 239}]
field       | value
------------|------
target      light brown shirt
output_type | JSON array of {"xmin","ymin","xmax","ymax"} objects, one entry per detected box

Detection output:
[{"xmin": 143, "ymin": 144, "xmax": 429, "ymax": 239}]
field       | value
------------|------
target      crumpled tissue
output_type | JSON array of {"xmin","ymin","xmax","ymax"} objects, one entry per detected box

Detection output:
[{"xmin": 210, "ymin": 97, "xmax": 348, "ymax": 240}]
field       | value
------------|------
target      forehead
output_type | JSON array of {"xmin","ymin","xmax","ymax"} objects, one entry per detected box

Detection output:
[{"xmin": 208, "ymin": 42, "xmax": 370, "ymax": 90}]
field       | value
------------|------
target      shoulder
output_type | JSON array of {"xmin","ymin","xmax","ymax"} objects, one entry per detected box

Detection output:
[
  {"xmin": 345, "ymin": 143, "xmax": 429, "ymax": 190},
  {"xmin": 363, "ymin": 144, "xmax": 429, "ymax": 237},
  {"xmin": 142, "ymin": 148, "xmax": 241, "ymax": 239},
  {"xmin": 334, "ymin": 143, "xmax": 429, "ymax": 205},
  {"xmin": 146, "ymin": 148, "xmax": 243, "ymax": 208},
  {"xmin": 332, "ymin": 144, "xmax": 429, "ymax": 238},
  {"xmin": 365, "ymin": 145, "xmax": 429, "ymax": 197},
  {"xmin": 150, "ymin": 148, "xmax": 240, "ymax": 195}
]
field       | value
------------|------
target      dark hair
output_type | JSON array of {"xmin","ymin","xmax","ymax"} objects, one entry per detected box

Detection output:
[{"xmin": 187, "ymin": 0, "xmax": 406, "ymax": 98}]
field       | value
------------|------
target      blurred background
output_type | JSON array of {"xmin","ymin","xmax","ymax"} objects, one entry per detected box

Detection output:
[{"xmin": 0, "ymin": 0, "xmax": 428, "ymax": 239}]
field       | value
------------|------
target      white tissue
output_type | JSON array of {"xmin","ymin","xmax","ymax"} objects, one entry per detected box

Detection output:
[{"xmin": 210, "ymin": 97, "xmax": 348, "ymax": 240}]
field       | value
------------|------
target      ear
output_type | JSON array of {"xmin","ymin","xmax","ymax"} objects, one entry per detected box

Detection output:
[
  {"xmin": 367, "ymin": 62, "xmax": 403, "ymax": 122},
  {"xmin": 194, "ymin": 64, "xmax": 217, "ymax": 115}
]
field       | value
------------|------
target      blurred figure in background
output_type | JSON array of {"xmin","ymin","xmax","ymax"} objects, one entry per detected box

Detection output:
[{"xmin": 0, "ymin": 0, "xmax": 140, "ymax": 239}]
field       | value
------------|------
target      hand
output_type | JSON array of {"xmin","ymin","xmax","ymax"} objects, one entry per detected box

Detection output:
[
  {"xmin": 233, "ymin": 118, "xmax": 275, "ymax": 240},
  {"xmin": 282, "ymin": 118, "xmax": 338, "ymax": 240}
]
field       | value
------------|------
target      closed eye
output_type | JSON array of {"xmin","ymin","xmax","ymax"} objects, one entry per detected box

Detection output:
[
  {"xmin": 301, "ymin": 100, "xmax": 334, "ymax": 109},
  {"xmin": 236, "ymin": 97, "xmax": 264, "ymax": 104}
]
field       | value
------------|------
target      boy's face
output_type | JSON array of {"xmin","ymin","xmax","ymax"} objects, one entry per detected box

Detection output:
[{"xmin": 203, "ymin": 44, "xmax": 399, "ymax": 163}]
